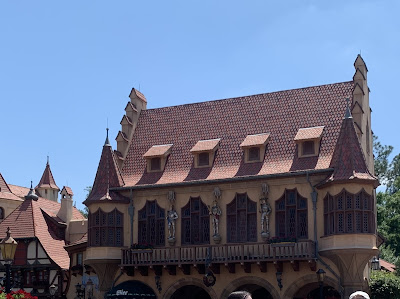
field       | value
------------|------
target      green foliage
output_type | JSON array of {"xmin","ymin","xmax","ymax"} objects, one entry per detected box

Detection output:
[
  {"xmin": 78, "ymin": 186, "xmax": 92, "ymax": 218},
  {"xmin": 370, "ymin": 270, "xmax": 400, "ymax": 298}
]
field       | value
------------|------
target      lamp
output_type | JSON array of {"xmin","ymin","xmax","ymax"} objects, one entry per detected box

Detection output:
[
  {"xmin": 275, "ymin": 272, "xmax": 283, "ymax": 290},
  {"xmin": 0, "ymin": 227, "xmax": 18, "ymax": 294},
  {"xmin": 49, "ymin": 284, "xmax": 57, "ymax": 297},
  {"xmin": 86, "ymin": 278, "xmax": 94, "ymax": 299},
  {"xmin": 371, "ymin": 257, "xmax": 380, "ymax": 271},
  {"xmin": 316, "ymin": 269, "xmax": 326, "ymax": 299}
]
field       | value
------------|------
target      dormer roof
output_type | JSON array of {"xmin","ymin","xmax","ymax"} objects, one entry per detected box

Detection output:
[
  {"xmin": 294, "ymin": 126, "xmax": 324, "ymax": 142},
  {"xmin": 143, "ymin": 144, "xmax": 173, "ymax": 158},
  {"xmin": 190, "ymin": 139, "xmax": 221, "ymax": 153},
  {"xmin": 129, "ymin": 88, "xmax": 147, "ymax": 103},
  {"xmin": 61, "ymin": 186, "xmax": 74, "ymax": 196},
  {"xmin": 240, "ymin": 133, "xmax": 270, "ymax": 148},
  {"xmin": 36, "ymin": 161, "xmax": 60, "ymax": 190}
]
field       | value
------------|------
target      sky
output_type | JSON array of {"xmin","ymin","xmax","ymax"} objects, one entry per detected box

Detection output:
[{"xmin": 1, "ymin": 1, "xmax": 399, "ymax": 211}]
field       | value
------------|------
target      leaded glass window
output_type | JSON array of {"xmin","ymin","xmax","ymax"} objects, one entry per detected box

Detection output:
[
  {"xmin": 275, "ymin": 189, "xmax": 308, "ymax": 239},
  {"xmin": 323, "ymin": 189, "xmax": 374, "ymax": 235},
  {"xmin": 181, "ymin": 197, "xmax": 209, "ymax": 245},
  {"xmin": 138, "ymin": 200, "xmax": 165, "ymax": 247},
  {"xmin": 88, "ymin": 208, "xmax": 123, "ymax": 247},
  {"xmin": 227, "ymin": 193, "xmax": 257, "ymax": 243}
]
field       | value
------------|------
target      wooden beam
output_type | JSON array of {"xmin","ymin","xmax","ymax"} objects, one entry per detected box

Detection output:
[
  {"xmin": 241, "ymin": 262, "xmax": 251, "ymax": 273},
  {"xmin": 257, "ymin": 261, "xmax": 267, "ymax": 273},
  {"xmin": 193, "ymin": 264, "xmax": 205, "ymax": 274},
  {"xmin": 210, "ymin": 263, "xmax": 220, "ymax": 275},
  {"xmin": 150, "ymin": 265, "xmax": 163, "ymax": 276},
  {"xmin": 225, "ymin": 263, "xmax": 235, "ymax": 274},
  {"xmin": 178, "ymin": 264, "xmax": 190, "ymax": 275},
  {"xmin": 291, "ymin": 261, "xmax": 299, "ymax": 271},
  {"xmin": 308, "ymin": 260, "xmax": 316, "ymax": 271},
  {"xmin": 138, "ymin": 266, "xmax": 148, "ymax": 276},
  {"xmin": 165, "ymin": 265, "xmax": 176, "ymax": 276}
]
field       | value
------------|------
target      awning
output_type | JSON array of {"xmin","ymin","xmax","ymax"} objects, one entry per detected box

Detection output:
[{"xmin": 105, "ymin": 280, "xmax": 157, "ymax": 299}]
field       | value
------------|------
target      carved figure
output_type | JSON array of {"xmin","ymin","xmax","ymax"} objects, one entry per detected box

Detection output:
[
  {"xmin": 166, "ymin": 205, "xmax": 178, "ymax": 239},
  {"xmin": 260, "ymin": 198, "xmax": 272, "ymax": 234},
  {"xmin": 208, "ymin": 200, "xmax": 222, "ymax": 236}
]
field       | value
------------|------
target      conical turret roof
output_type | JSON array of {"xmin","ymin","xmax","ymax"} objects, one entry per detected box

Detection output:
[{"xmin": 36, "ymin": 159, "xmax": 60, "ymax": 190}]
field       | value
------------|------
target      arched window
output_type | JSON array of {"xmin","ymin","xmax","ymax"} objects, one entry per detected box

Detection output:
[
  {"xmin": 0, "ymin": 207, "xmax": 4, "ymax": 221},
  {"xmin": 181, "ymin": 197, "xmax": 210, "ymax": 245},
  {"xmin": 275, "ymin": 189, "xmax": 308, "ymax": 239},
  {"xmin": 138, "ymin": 200, "xmax": 165, "ymax": 246},
  {"xmin": 227, "ymin": 193, "xmax": 257, "ymax": 243},
  {"xmin": 88, "ymin": 208, "xmax": 123, "ymax": 247},
  {"xmin": 324, "ymin": 189, "xmax": 373, "ymax": 235}
]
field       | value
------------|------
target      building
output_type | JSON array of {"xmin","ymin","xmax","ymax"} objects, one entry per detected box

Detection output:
[
  {"xmin": 78, "ymin": 55, "xmax": 378, "ymax": 299},
  {"xmin": 0, "ymin": 161, "xmax": 87, "ymax": 298}
]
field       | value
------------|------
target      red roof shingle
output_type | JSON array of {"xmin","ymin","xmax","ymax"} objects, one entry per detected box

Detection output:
[
  {"xmin": 240, "ymin": 133, "xmax": 270, "ymax": 148},
  {"xmin": 190, "ymin": 139, "xmax": 221, "ymax": 153},
  {"xmin": 294, "ymin": 126, "xmax": 325, "ymax": 141},
  {"xmin": 36, "ymin": 162, "xmax": 60, "ymax": 190},
  {"xmin": 121, "ymin": 82, "xmax": 355, "ymax": 186}
]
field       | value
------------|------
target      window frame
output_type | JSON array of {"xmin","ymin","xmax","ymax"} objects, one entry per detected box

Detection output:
[
  {"xmin": 138, "ymin": 200, "xmax": 165, "ymax": 247},
  {"xmin": 181, "ymin": 197, "xmax": 210, "ymax": 245},
  {"xmin": 88, "ymin": 208, "xmax": 123, "ymax": 247}
]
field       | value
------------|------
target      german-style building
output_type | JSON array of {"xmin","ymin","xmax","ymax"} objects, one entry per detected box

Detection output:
[{"xmin": 76, "ymin": 55, "xmax": 378, "ymax": 299}]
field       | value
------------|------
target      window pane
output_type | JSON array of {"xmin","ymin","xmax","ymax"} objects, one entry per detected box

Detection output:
[
  {"xmin": 198, "ymin": 152, "xmax": 209, "ymax": 166},
  {"xmin": 248, "ymin": 147, "xmax": 260, "ymax": 161},
  {"xmin": 151, "ymin": 157, "xmax": 161, "ymax": 171},
  {"xmin": 302, "ymin": 141, "xmax": 315, "ymax": 155}
]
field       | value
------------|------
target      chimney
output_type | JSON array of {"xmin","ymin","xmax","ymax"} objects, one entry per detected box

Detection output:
[{"xmin": 58, "ymin": 186, "xmax": 73, "ymax": 224}]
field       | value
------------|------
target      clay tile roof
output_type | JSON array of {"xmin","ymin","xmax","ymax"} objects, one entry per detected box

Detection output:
[
  {"xmin": 36, "ymin": 162, "xmax": 60, "ymax": 190},
  {"xmin": 8, "ymin": 184, "xmax": 34, "ymax": 198},
  {"xmin": 0, "ymin": 173, "xmax": 11, "ymax": 193},
  {"xmin": 294, "ymin": 126, "xmax": 325, "ymax": 141},
  {"xmin": 240, "ymin": 133, "xmax": 270, "ymax": 148},
  {"xmin": 380, "ymin": 259, "xmax": 396, "ymax": 272},
  {"xmin": 85, "ymin": 142, "xmax": 127, "ymax": 203},
  {"xmin": 121, "ymin": 81, "xmax": 355, "ymax": 186},
  {"xmin": 143, "ymin": 144, "xmax": 173, "ymax": 158},
  {"xmin": 129, "ymin": 88, "xmax": 147, "ymax": 103},
  {"xmin": 190, "ymin": 139, "xmax": 221, "ymax": 153},
  {"xmin": 0, "ymin": 196, "xmax": 84, "ymax": 270},
  {"xmin": 61, "ymin": 186, "xmax": 74, "ymax": 196},
  {"xmin": 319, "ymin": 115, "xmax": 378, "ymax": 187}
]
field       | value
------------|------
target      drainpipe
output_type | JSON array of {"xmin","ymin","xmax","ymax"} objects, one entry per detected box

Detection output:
[{"xmin": 306, "ymin": 172, "xmax": 344, "ymax": 298}]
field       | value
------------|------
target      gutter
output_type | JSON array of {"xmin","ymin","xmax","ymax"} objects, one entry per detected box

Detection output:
[
  {"xmin": 307, "ymin": 172, "xmax": 344, "ymax": 299},
  {"xmin": 112, "ymin": 168, "xmax": 334, "ymax": 192}
]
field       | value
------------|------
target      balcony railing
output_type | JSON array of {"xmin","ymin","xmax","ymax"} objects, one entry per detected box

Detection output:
[{"xmin": 121, "ymin": 240, "xmax": 315, "ymax": 267}]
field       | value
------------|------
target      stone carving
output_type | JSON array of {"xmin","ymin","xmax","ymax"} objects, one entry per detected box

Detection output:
[
  {"xmin": 166, "ymin": 190, "xmax": 178, "ymax": 245},
  {"xmin": 208, "ymin": 187, "xmax": 222, "ymax": 243},
  {"xmin": 260, "ymin": 183, "xmax": 272, "ymax": 239}
]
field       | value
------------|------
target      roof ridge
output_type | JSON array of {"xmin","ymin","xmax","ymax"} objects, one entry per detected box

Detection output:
[{"xmin": 143, "ymin": 81, "xmax": 354, "ymax": 111}]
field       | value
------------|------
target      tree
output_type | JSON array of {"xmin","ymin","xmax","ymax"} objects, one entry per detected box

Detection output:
[
  {"xmin": 370, "ymin": 271, "xmax": 400, "ymax": 299},
  {"xmin": 78, "ymin": 186, "xmax": 91, "ymax": 218}
]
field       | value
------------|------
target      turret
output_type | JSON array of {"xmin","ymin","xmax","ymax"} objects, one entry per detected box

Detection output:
[{"xmin": 35, "ymin": 157, "xmax": 60, "ymax": 202}]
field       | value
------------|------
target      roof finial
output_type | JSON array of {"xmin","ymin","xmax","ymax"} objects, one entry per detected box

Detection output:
[
  {"xmin": 104, "ymin": 127, "xmax": 110, "ymax": 146},
  {"xmin": 30, "ymin": 180, "xmax": 33, "ymax": 189},
  {"xmin": 47, "ymin": 155, "xmax": 49, "ymax": 165},
  {"xmin": 344, "ymin": 98, "xmax": 352, "ymax": 119}
]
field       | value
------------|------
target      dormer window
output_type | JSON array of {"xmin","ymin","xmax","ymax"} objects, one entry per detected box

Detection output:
[
  {"xmin": 143, "ymin": 144, "xmax": 173, "ymax": 172},
  {"xmin": 294, "ymin": 126, "xmax": 324, "ymax": 158},
  {"xmin": 240, "ymin": 133, "xmax": 270, "ymax": 163},
  {"xmin": 190, "ymin": 138, "xmax": 221, "ymax": 168},
  {"xmin": 150, "ymin": 157, "xmax": 161, "ymax": 171},
  {"xmin": 248, "ymin": 147, "xmax": 260, "ymax": 161}
]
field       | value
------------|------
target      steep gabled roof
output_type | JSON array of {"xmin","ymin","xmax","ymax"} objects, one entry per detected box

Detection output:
[
  {"xmin": 0, "ymin": 174, "xmax": 22, "ymax": 202},
  {"xmin": 121, "ymin": 82, "xmax": 354, "ymax": 186},
  {"xmin": 0, "ymin": 196, "xmax": 84, "ymax": 270},
  {"xmin": 36, "ymin": 162, "xmax": 60, "ymax": 190},
  {"xmin": 318, "ymin": 112, "xmax": 378, "ymax": 187},
  {"xmin": 85, "ymin": 141, "xmax": 127, "ymax": 203}
]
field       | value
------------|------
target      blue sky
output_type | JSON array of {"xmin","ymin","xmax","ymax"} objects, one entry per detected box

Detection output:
[{"xmin": 1, "ymin": 1, "xmax": 398, "ymax": 211}]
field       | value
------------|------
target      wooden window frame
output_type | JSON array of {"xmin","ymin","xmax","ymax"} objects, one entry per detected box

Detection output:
[
  {"xmin": 138, "ymin": 200, "xmax": 165, "ymax": 247},
  {"xmin": 323, "ymin": 189, "xmax": 374, "ymax": 236},
  {"xmin": 226, "ymin": 193, "xmax": 257, "ymax": 243},
  {"xmin": 275, "ymin": 189, "xmax": 308, "ymax": 239},
  {"xmin": 88, "ymin": 208, "xmax": 123, "ymax": 247},
  {"xmin": 181, "ymin": 197, "xmax": 210, "ymax": 245}
]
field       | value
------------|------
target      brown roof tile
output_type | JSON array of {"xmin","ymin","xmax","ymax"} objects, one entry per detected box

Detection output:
[
  {"xmin": 85, "ymin": 144, "xmax": 127, "ymax": 203},
  {"xmin": 319, "ymin": 114, "xmax": 377, "ymax": 186},
  {"xmin": 36, "ymin": 162, "xmax": 60, "ymax": 190},
  {"xmin": 240, "ymin": 133, "xmax": 270, "ymax": 148},
  {"xmin": 294, "ymin": 126, "xmax": 325, "ymax": 141},
  {"xmin": 0, "ymin": 173, "xmax": 11, "ymax": 193},
  {"xmin": 61, "ymin": 186, "xmax": 74, "ymax": 196},
  {"xmin": 143, "ymin": 144, "xmax": 173, "ymax": 158},
  {"xmin": 121, "ymin": 82, "xmax": 355, "ymax": 186},
  {"xmin": 190, "ymin": 139, "xmax": 221, "ymax": 153},
  {"xmin": 0, "ymin": 196, "xmax": 84, "ymax": 269}
]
